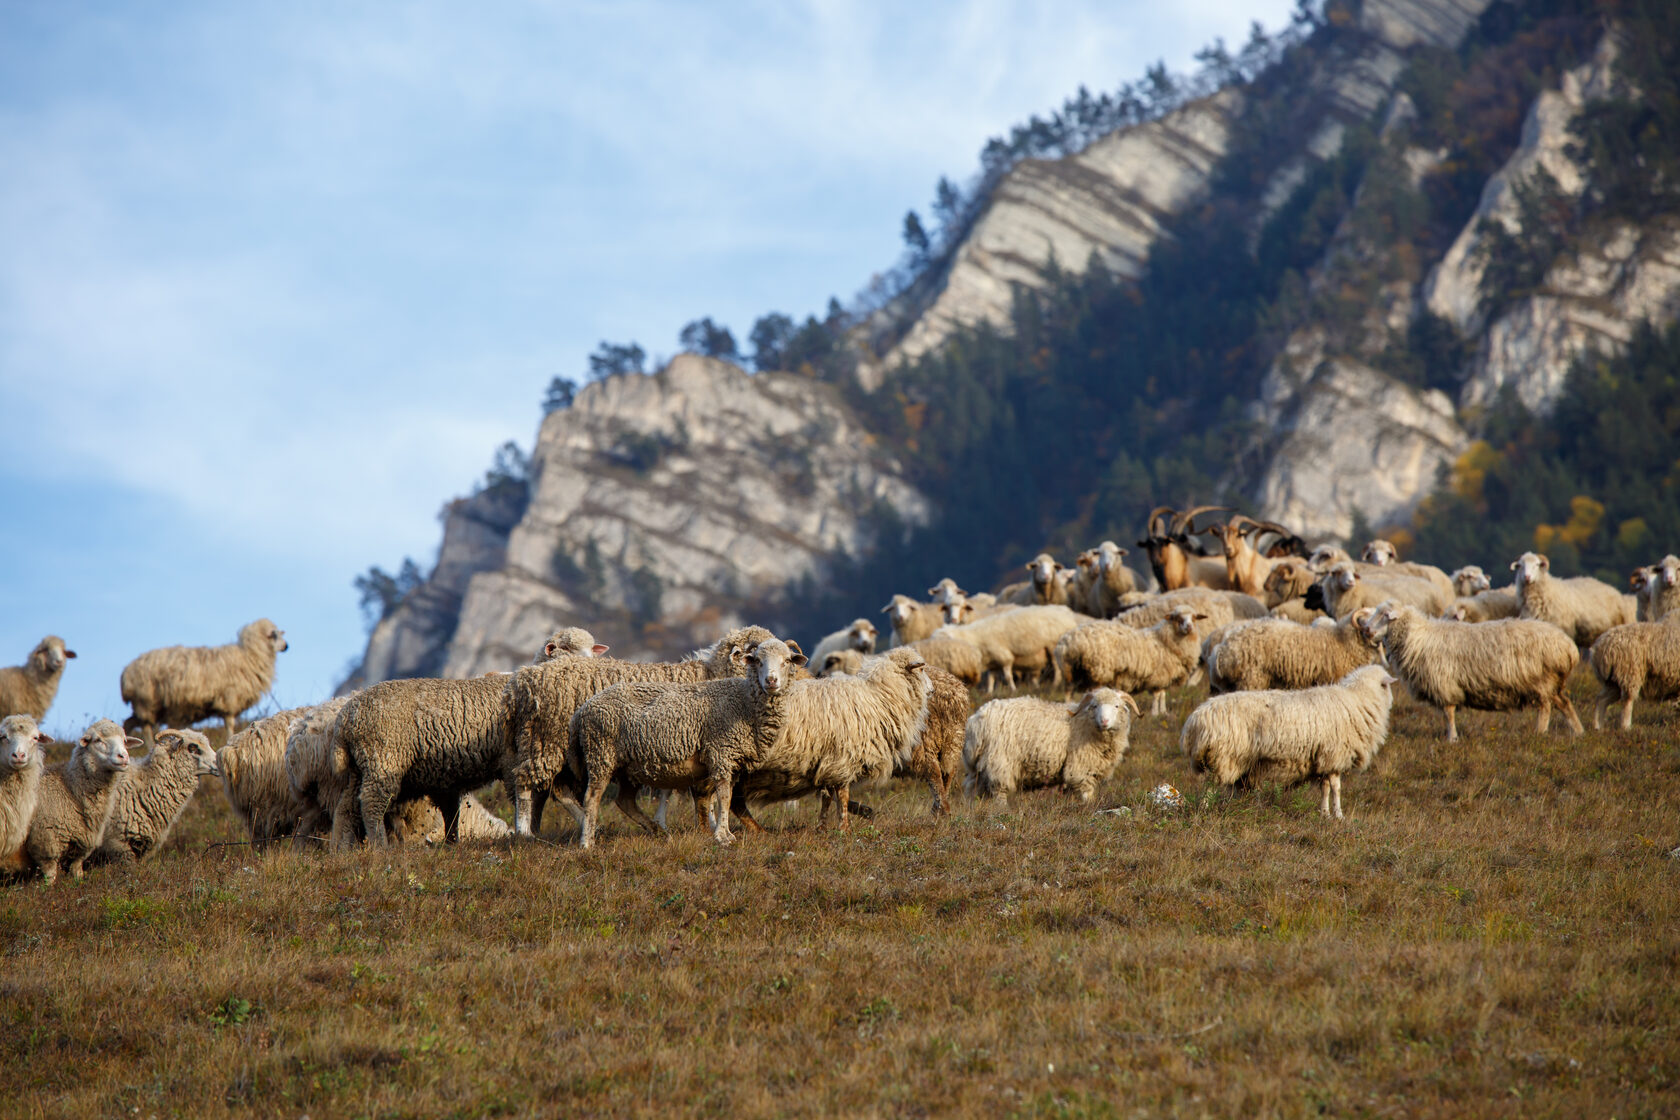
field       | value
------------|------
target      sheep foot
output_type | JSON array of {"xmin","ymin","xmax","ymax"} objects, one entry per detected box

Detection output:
[
  {"xmin": 711, "ymin": 782, "xmax": 736, "ymax": 846},
  {"xmin": 1621, "ymin": 697, "xmax": 1636, "ymax": 731},
  {"xmin": 1443, "ymin": 706, "xmax": 1459, "ymax": 743},
  {"xmin": 835, "ymin": 784, "xmax": 853, "ymax": 832}
]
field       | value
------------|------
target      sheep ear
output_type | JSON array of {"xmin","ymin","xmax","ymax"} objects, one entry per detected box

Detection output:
[
  {"xmin": 1509, "ymin": 560, "xmax": 1520, "ymax": 571},
  {"xmin": 63, "ymin": 649, "xmax": 77, "ymax": 659},
  {"xmin": 591, "ymin": 644, "xmax": 610, "ymax": 656},
  {"xmin": 125, "ymin": 736, "xmax": 143, "ymax": 749},
  {"xmin": 791, "ymin": 653, "xmax": 808, "ymax": 667},
  {"xmin": 1193, "ymin": 613, "xmax": 1209, "ymax": 621},
  {"xmin": 544, "ymin": 642, "xmax": 559, "ymax": 658},
  {"xmin": 925, "ymin": 586, "xmax": 940, "ymax": 597},
  {"xmin": 729, "ymin": 646, "xmax": 748, "ymax": 666},
  {"xmin": 1539, "ymin": 555, "xmax": 1550, "ymax": 570},
  {"xmin": 35, "ymin": 731, "xmax": 53, "ymax": 744}
]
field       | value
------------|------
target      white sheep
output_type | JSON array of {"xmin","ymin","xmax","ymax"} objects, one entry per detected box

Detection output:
[
  {"xmin": 1319, "ymin": 562, "xmax": 1449, "ymax": 619},
  {"xmin": 1360, "ymin": 604, "xmax": 1584, "ymax": 742},
  {"xmin": 1053, "ymin": 606, "xmax": 1206, "ymax": 716},
  {"xmin": 1588, "ymin": 613, "xmax": 1680, "ymax": 730},
  {"xmin": 121, "ymin": 619, "xmax": 288, "ymax": 741},
  {"xmin": 1647, "ymin": 555, "xmax": 1680, "ymax": 621},
  {"xmin": 1451, "ymin": 566, "xmax": 1493, "ymax": 597},
  {"xmin": 1183, "ymin": 665, "xmax": 1397, "ymax": 819},
  {"xmin": 1443, "ymin": 587, "xmax": 1520, "ymax": 622},
  {"xmin": 1205, "ymin": 608, "xmax": 1381, "ymax": 693},
  {"xmin": 1024, "ymin": 552, "xmax": 1068, "ymax": 605},
  {"xmin": 809, "ymin": 618, "xmax": 878, "ymax": 669},
  {"xmin": 1510, "ymin": 551, "xmax": 1636, "ymax": 647},
  {"xmin": 218, "ymin": 707, "xmax": 312, "ymax": 843},
  {"xmin": 0, "ymin": 715, "xmax": 49, "ymax": 873},
  {"xmin": 962, "ymin": 688, "xmax": 1139, "ymax": 805},
  {"xmin": 24, "ymin": 718, "xmax": 134, "ymax": 883},
  {"xmin": 0, "ymin": 636, "xmax": 76, "ymax": 722},
  {"xmin": 93, "ymin": 728, "xmax": 220, "ymax": 863},
  {"xmin": 1359, "ymin": 540, "xmax": 1455, "ymax": 599},
  {"xmin": 883, "ymin": 594, "xmax": 946, "ymax": 647},
  {"xmin": 933, "ymin": 604, "xmax": 1084, "ymax": 691}
]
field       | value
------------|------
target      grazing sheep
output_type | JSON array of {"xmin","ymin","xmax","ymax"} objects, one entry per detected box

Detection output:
[
  {"xmin": 962, "ymin": 688, "xmax": 1139, "ymax": 805},
  {"xmin": 1360, "ymin": 604, "xmax": 1583, "ymax": 742},
  {"xmin": 1443, "ymin": 587, "xmax": 1520, "ymax": 622},
  {"xmin": 815, "ymin": 652, "xmax": 970, "ymax": 817},
  {"xmin": 1319, "ymin": 563, "xmax": 1449, "ymax": 620},
  {"xmin": 570, "ymin": 638, "xmax": 805, "ymax": 847},
  {"xmin": 1511, "ymin": 551, "xmax": 1636, "ymax": 647},
  {"xmin": 906, "ymin": 636, "xmax": 983, "ymax": 686},
  {"xmin": 24, "ymin": 719, "xmax": 134, "ymax": 883},
  {"xmin": 1587, "ymin": 613, "xmax": 1680, "ymax": 730},
  {"xmin": 218, "ymin": 707, "xmax": 311, "ymax": 843},
  {"xmin": 1648, "ymin": 555, "xmax": 1680, "ymax": 621},
  {"xmin": 933, "ymin": 605, "xmax": 1084, "ymax": 691},
  {"xmin": 0, "ymin": 637, "xmax": 76, "ymax": 722},
  {"xmin": 1183, "ymin": 665, "xmax": 1397, "ymax": 819},
  {"xmin": 1452, "ymin": 566, "xmax": 1493, "ymax": 597},
  {"xmin": 0, "ymin": 716, "xmax": 50, "ymax": 873},
  {"xmin": 810, "ymin": 618, "xmax": 878, "ymax": 669},
  {"xmin": 503, "ymin": 626, "xmax": 779, "ymax": 835},
  {"xmin": 121, "ymin": 619, "xmax": 288, "ymax": 741},
  {"xmin": 729, "ymin": 648, "xmax": 932, "ymax": 833},
  {"xmin": 883, "ymin": 594, "xmax": 945, "ymax": 647},
  {"xmin": 92, "ymin": 728, "xmax": 219, "ymax": 863},
  {"xmin": 1053, "ymin": 606, "xmax": 1206, "ymax": 717},
  {"xmin": 1205, "ymin": 609, "xmax": 1381, "ymax": 693}
]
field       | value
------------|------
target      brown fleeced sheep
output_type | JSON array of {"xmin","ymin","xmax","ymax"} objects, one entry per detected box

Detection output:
[
  {"xmin": 92, "ymin": 728, "xmax": 219, "ymax": 863},
  {"xmin": 1588, "ymin": 613, "xmax": 1680, "ymax": 730},
  {"xmin": 0, "ymin": 715, "xmax": 50, "ymax": 873},
  {"xmin": 121, "ymin": 619, "xmax": 288, "ymax": 741},
  {"xmin": 962, "ymin": 688, "xmax": 1139, "ymax": 805},
  {"xmin": 0, "ymin": 636, "xmax": 76, "ymax": 722},
  {"xmin": 24, "ymin": 718, "xmax": 134, "ymax": 883}
]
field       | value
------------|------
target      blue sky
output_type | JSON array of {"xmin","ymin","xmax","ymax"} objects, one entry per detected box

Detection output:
[{"xmin": 0, "ymin": 0, "xmax": 1293, "ymax": 733}]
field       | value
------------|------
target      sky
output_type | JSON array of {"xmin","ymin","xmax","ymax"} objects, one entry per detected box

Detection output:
[{"xmin": 0, "ymin": 0, "xmax": 1295, "ymax": 734}]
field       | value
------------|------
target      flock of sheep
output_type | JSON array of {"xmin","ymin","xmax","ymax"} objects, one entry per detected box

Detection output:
[{"xmin": 2, "ymin": 504, "xmax": 1677, "ymax": 882}]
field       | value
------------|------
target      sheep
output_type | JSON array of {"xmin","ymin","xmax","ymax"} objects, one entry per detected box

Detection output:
[
  {"xmin": 92, "ymin": 728, "xmax": 220, "ymax": 864},
  {"xmin": 933, "ymin": 604, "xmax": 1084, "ymax": 691},
  {"xmin": 815, "ymin": 651, "xmax": 970, "ymax": 816},
  {"xmin": 0, "ymin": 636, "xmax": 76, "ymax": 722},
  {"xmin": 1443, "ymin": 587, "xmax": 1520, "ymax": 622},
  {"xmin": 1319, "ymin": 562, "xmax": 1449, "ymax": 620},
  {"xmin": 1263, "ymin": 558, "xmax": 1318, "ymax": 610},
  {"xmin": 1053, "ymin": 606, "xmax": 1206, "ymax": 717},
  {"xmin": 0, "ymin": 716, "xmax": 49, "ymax": 873},
  {"xmin": 1182, "ymin": 665, "xmax": 1397, "ymax": 819},
  {"xmin": 503, "ymin": 626, "xmax": 780, "ymax": 836},
  {"xmin": 1114, "ymin": 587, "xmax": 1267, "ymax": 631},
  {"xmin": 1024, "ymin": 552, "xmax": 1068, "ymax": 605},
  {"xmin": 1630, "ymin": 566, "xmax": 1654, "ymax": 621},
  {"xmin": 810, "ymin": 618, "xmax": 878, "ymax": 669},
  {"xmin": 1308, "ymin": 545, "xmax": 1351, "ymax": 571},
  {"xmin": 218, "ymin": 707, "xmax": 312, "ymax": 843},
  {"xmin": 1360, "ymin": 604, "xmax": 1583, "ymax": 742},
  {"xmin": 1360, "ymin": 540, "xmax": 1455, "ymax": 599},
  {"xmin": 1452, "ymin": 566, "xmax": 1493, "ymax": 597},
  {"xmin": 906, "ymin": 636, "xmax": 982, "ymax": 685},
  {"xmin": 1648, "ymin": 555, "xmax": 1680, "ymax": 621},
  {"xmin": 883, "ymin": 594, "xmax": 945, "ymax": 647},
  {"xmin": 1071, "ymin": 550, "xmax": 1103, "ymax": 616},
  {"xmin": 996, "ymin": 580, "xmax": 1037, "ymax": 606},
  {"xmin": 387, "ymin": 793, "xmax": 511, "ymax": 843},
  {"xmin": 1093, "ymin": 541, "xmax": 1138, "ymax": 611},
  {"xmin": 728, "ymin": 647, "xmax": 932, "ymax": 833},
  {"xmin": 927, "ymin": 578, "xmax": 968, "ymax": 608},
  {"xmin": 1587, "ymin": 613, "xmax": 1680, "ymax": 730},
  {"xmin": 569, "ymin": 638, "xmax": 805, "ymax": 847},
  {"xmin": 538, "ymin": 627, "xmax": 609, "ymax": 661},
  {"xmin": 962, "ymin": 688, "xmax": 1139, "ymax": 805},
  {"xmin": 1511, "ymin": 551, "xmax": 1636, "ymax": 648},
  {"xmin": 121, "ymin": 619, "xmax": 288, "ymax": 741},
  {"xmin": 1205, "ymin": 609, "xmax": 1381, "ymax": 693},
  {"xmin": 23, "ymin": 719, "xmax": 134, "ymax": 883}
]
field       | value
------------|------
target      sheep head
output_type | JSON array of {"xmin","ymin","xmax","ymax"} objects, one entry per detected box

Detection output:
[
  {"xmin": 1660, "ymin": 555, "xmax": 1680, "ymax": 588},
  {"xmin": 241, "ymin": 619, "xmax": 289, "ymax": 655},
  {"xmin": 1096, "ymin": 541, "xmax": 1127, "ymax": 573},
  {"xmin": 79, "ymin": 718, "xmax": 136, "ymax": 772},
  {"xmin": 1510, "ymin": 552, "xmax": 1549, "ymax": 586},
  {"xmin": 1025, "ymin": 553, "xmax": 1062, "ymax": 589},
  {"xmin": 1, "ymin": 715, "xmax": 48, "ymax": 771},
  {"xmin": 1362, "ymin": 539, "xmax": 1399, "ymax": 565},
  {"xmin": 29, "ymin": 636, "xmax": 75, "ymax": 674},
  {"xmin": 846, "ymin": 619, "xmax": 878, "ymax": 653},
  {"xmin": 1452, "ymin": 566, "xmax": 1491, "ymax": 596},
  {"xmin": 745, "ymin": 639, "xmax": 804, "ymax": 696},
  {"xmin": 1308, "ymin": 545, "xmax": 1350, "ymax": 572},
  {"xmin": 1075, "ymin": 688, "xmax": 1138, "ymax": 731},
  {"xmin": 541, "ymin": 627, "xmax": 608, "ymax": 661},
  {"xmin": 158, "ymin": 728, "xmax": 221, "ymax": 778},
  {"xmin": 1327, "ymin": 563, "xmax": 1360, "ymax": 593},
  {"xmin": 926, "ymin": 579, "xmax": 967, "ymax": 606}
]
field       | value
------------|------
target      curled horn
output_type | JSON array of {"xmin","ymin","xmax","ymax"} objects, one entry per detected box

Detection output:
[
  {"xmin": 1170, "ymin": 505, "xmax": 1229, "ymax": 539},
  {"xmin": 1145, "ymin": 506, "xmax": 1176, "ymax": 540}
]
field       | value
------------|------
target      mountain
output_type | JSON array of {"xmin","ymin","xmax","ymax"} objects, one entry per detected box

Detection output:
[{"xmin": 344, "ymin": 0, "xmax": 1680, "ymax": 686}]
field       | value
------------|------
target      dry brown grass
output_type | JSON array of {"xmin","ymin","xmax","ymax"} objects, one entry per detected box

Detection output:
[{"xmin": 5, "ymin": 679, "xmax": 1678, "ymax": 1118}]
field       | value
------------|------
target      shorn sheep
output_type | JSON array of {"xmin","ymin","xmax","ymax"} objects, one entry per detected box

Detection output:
[
  {"xmin": 503, "ymin": 626, "xmax": 779, "ymax": 835},
  {"xmin": 24, "ymin": 718, "xmax": 134, "ymax": 883},
  {"xmin": 810, "ymin": 618, "xmax": 878, "ymax": 669},
  {"xmin": 569, "ymin": 638, "xmax": 805, "ymax": 847},
  {"xmin": 1587, "ymin": 612, "xmax": 1680, "ymax": 730},
  {"xmin": 0, "ymin": 715, "xmax": 49, "ymax": 872},
  {"xmin": 729, "ymin": 647, "xmax": 932, "ymax": 834},
  {"xmin": 934, "ymin": 604, "xmax": 1084, "ymax": 691},
  {"xmin": 93, "ymin": 728, "xmax": 219, "ymax": 863},
  {"xmin": 1511, "ymin": 551, "xmax": 1635, "ymax": 647},
  {"xmin": 883, "ymin": 594, "xmax": 945, "ymax": 647},
  {"xmin": 962, "ymin": 688, "xmax": 1139, "ymax": 805},
  {"xmin": 1053, "ymin": 606, "xmax": 1206, "ymax": 716},
  {"xmin": 815, "ymin": 650, "xmax": 970, "ymax": 816},
  {"xmin": 1205, "ymin": 608, "xmax": 1381, "ymax": 694},
  {"xmin": 1361, "ymin": 604, "xmax": 1584, "ymax": 742},
  {"xmin": 122, "ymin": 619, "xmax": 288, "ymax": 741},
  {"xmin": 1183, "ymin": 665, "xmax": 1397, "ymax": 819},
  {"xmin": 0, "ymin": 636, "xmax": 76, "ymax": 721}
]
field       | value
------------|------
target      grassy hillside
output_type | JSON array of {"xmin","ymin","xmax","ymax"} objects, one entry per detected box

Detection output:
[{"xmin": 5, "ymin": 678, "xmax": 1676, "ymax": 1117}]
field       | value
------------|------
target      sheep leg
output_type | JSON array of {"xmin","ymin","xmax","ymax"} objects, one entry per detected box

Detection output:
[
  {"xmin": 835, "ymin": 783, "xmax": 852, "ymax": 832},
  {"xmin": 1320, "ymin": 777, "xmax": 1332, "ymax": 818},
  {"xmin": 926, "ymin": 773, "xmax": 945, "ymax": 817},
  {"xmin": 223, "ymin": 712, "xmax": 239, "ymax": 738},
  {"xmin": 1537, "ymin": 699, "xmax": 1553, "ymax": 733},
  {"xmin": 513, "ymin": 786, "xmax": 535, "ymax": 835},
  {"xmin": 652, "ymin": 788, "xmax": 671, "ymax": 831},
  {"xmin": 611, "ymin": 786, "xmax": 664, "ymax": 837},
  {"xmin": 999, "ymin": 656, "xmax": 1015, "ymax": 691},
  {"xmin": 710, "ymin": 775, "xmax": 736, "ymax": 846},
  {"xmin": 1592, "ymin": 689, "xmax": 1609, "ymax": 731},
  {"xmin": 1150, "ymin": 691, "xmax": 1167, "ymax": 718},
  {"xmin": 1330, "ymin": 773, "xmax": 1344, "ymax": 820},
  {"xmin": 331, "ymin": 783, "xmax": 361, "ymax": 851},
  {"xmin": 579, "ymin": 773, "xmax": 613, "ymax": 850},
  {"xmin": 1621, "ymin": 687, "xmax": 1639, "ymax": 731},
  {"xmin": 358, "ymin": 774, "xmax": 398, "ymax": 847},
  {"xmin": 1443, "ymin": 705, "xmax": 1459, "ymax": 743},
  {"xmin": 729, "ymin": 789, "xmax": 767, "ymax": 833},
  {"xmin": 817, "ymin": 790, "xmax": 832, "ymax": 830},
  {"xmin": 1555, "ymin": 692, "xmax": 1584, "ymax": 736}
]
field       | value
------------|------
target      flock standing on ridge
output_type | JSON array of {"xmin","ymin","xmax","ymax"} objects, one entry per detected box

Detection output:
[{"xmin": 2, "ymin": 507, "xmax": 1676, "ymax": 880}]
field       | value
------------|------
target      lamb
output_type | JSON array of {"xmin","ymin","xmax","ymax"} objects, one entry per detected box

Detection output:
[
  {"xmin": 0, "ymin": 637, "xmax": 76, "ymax": 721},
  {"xmin": 810, "ymin": 618, "xmax": 878, "ymax": 669},
  {"xmin": 1443, "ymin": 587, "xmax": 1520, "ymax": 622},
  {"xmin": 1587, "ymin": 613, "xmax": 1680, "ymax": 730},
  {"xmin": 502, "ymin": 626, "xmax": 779, "ymax": 835},
  {"xmin": 1510, "ymin": 551, "xmax": 1636, "ymax": 647},
  {"xmin": 387, "ymin": 794, "xmax": 511, "ymax": 843},
  {"xmin": 0, "ymin": 716, "xmax": 49, "ymax": 873},
  {"xmin": 121, "ymin": 619, "xmax": 288, "ymax": 741},
  {"xmin": 92, "ymin": 728, "xmax": 219, "ymax": 863},
  {"xmin": 933, "ymin": 604, "xmax": 1084, "ymax": 691},
  {"xmin": 728, "ymin": 647, "xmax": 932, "ymax": 833},
  {"xmin": 218, "ymin": 707, "xmax": 312, "ymax": 843},
  {"xmin": 1319, "ymin": 563, "xmax": 1449, "ymax": 619},
  {"xmin": 1360, "ymin": 604, "xmax": 1583, "ymax": 742},
  {"xmin": 1182, "ymin": 665, "xmax": 1397, "ymax": 819},
  {"xmin": 569, "ymin": 638, "xmax": 805, "ymax": 847},
  {"xmin": 962, "ymin": 688, "xmax": 1138, "ymax": 805},
  {"xmin": 1205, "ymin": 609, "xmax": 1381, "ymax": 693},
  {"xmin": 1053, "ymin": 606, "xmax": 1206, "ymax": 716},
  {"xmin": 815, "ymin": 651, "xmax": 969, "ymax": 816},
  {"xmin": 23, "ymin": 719, "xmax": 134, "ymax": 883},
  {"xmin": 883, "ymin": 594, "xmax": 946, "ymax": 647}
]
